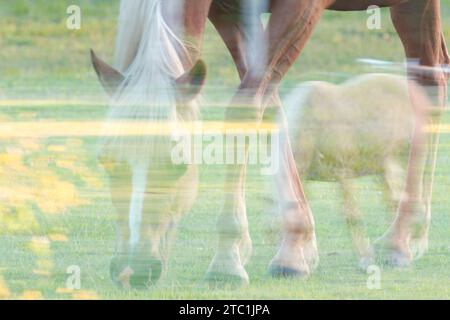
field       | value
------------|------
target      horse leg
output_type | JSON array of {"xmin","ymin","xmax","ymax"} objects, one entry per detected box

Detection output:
[
  {"xmin": 209, "ymin": 3, "xmax": 249, "ymax": 80},
  {"xmin": 205, "ymin": 0, "xmax": 328, "ymax": 284},
  {"xmin": 209, "ymin": 3, "xmax": 283, "ymax": 268},
  {"xmin": 339, "ymin": 175, "xmax": 374, "ymax": 270},
  {"xmin": 381, "ymin": 158, "xmax": 406, "ymax": 215},
  {"xmin": 264, "ymin": 92, "xmax": 319, "ymax": 276},
  {"xmin": 214, "ymin": 0, "xmax": 327, "ymax": 281},
  {"xmin": 260, "ymin": 0, "xmax": 336, "ymax": 278},
  {"xmin": 208, "ymin": 0, "xmax": 329, "ymax": 279},
  {"xmin": 210, "ymin": 6, "xmax": 317, "ymax": 272},
  {"xmin": 211, "ymin": 6, "xmax": 319, "ymax": 268},
  {"xmin": 376, "ymin": 0, "xmax": 448, "ymax": 266},
  {"xmin": 204, "ymin": 5, "xmax": 255, "ymax": 285}
]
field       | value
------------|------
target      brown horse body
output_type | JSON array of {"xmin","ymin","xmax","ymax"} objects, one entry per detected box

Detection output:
[{"xmin": 93, "ymin": 0, "xmax": 448, "ymax": 287}]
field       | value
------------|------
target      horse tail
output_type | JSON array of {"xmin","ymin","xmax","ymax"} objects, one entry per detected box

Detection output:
[
  {"xmin": 113, "ymin": 0, "xmax": 149, "ymax": 72},
  {"xmin": 113, "ymin": 0, "xmax": 187, "ymax": 75}
]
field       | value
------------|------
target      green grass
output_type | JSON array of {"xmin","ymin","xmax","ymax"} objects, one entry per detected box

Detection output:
[{"xmin": 0, "ymin": 0, "xmax": 450, "ymax": 299}]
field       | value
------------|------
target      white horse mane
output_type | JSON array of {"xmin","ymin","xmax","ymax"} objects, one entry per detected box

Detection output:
[{"xmin": 100, "ymin": 0, "xmax": 197, "ymax": 166}]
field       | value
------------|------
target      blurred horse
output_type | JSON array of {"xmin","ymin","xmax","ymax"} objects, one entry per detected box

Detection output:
[
  {"xmin": 285, "ymin": 74, "xmax": 431, "ymax": 269},
  {"xmin": 91, "ymin": 0, "xmax": 449, "ymax": 288},
  {"xmin": 91, "ymin": 1, "xmax": 206, "ymax": 288}
]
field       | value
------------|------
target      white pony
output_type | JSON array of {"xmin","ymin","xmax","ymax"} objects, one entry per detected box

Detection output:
[
  {"xmin": 283, "ymin": 74, "xmax": 431, "ymax": 268},
  {"xmin": 91, "ymin": 0, "xmax": 206, "ymax": 289}
]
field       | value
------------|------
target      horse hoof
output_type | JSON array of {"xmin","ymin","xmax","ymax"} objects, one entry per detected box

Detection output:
[
  {"xmin": 110, "ymin": 257, "xmax": 163, "ymax": 290},
  {"xmin": 268, "ymin": 265, "xmax": 308, "ymax": 278},
  {"xmin": 382, "ymin": 250, "xmax": 412, "ymax": 268},
  {"xmin": 110, "ymin": 257, "xmax": 126, "ymax": 286},
  {"xmin": 373, "ymin": 243, "xmax": 412, "ymax": 268},
  {"xmin": 359, "ymin": 255, "xmax": 375, "ymax": 272},
  {"xmin": 203, "ymin": 272, "xmax": 249, "ymax": 289}
]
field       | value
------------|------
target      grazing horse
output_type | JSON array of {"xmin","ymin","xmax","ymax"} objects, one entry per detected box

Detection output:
[
  {"xmin": 91, "ymin": 1, "xmax": 206, "ymax": 288},
  {"xmin": 92, "ymin": 0, "xmax": 449, "ymax": 288}
]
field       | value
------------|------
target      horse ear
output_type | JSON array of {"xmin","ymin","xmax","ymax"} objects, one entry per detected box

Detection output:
[
  {"xmin": 90, "ymin": 49, "xmax": 124, "ymax": 96},
  {"xmin": 175, "ymin": 60, "xmax": 207, "ymax": 101}
]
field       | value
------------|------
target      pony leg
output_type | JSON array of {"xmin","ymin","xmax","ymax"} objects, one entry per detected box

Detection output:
[
  {"xmin": 339, "ymin": 176, "xmax": 374, "ymax": 270},
  {"xmin": 376, "ymin": 0, "xmax": 448, "ymax": 266},
  {"xmin": 381, "ymin": 158, "xmax": 406, "ymax": 216}
]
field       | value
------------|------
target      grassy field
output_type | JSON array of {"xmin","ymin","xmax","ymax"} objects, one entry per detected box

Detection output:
[{"xmin": 0, "ymin": 0, "xmax": 450, "ymax": 299}]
